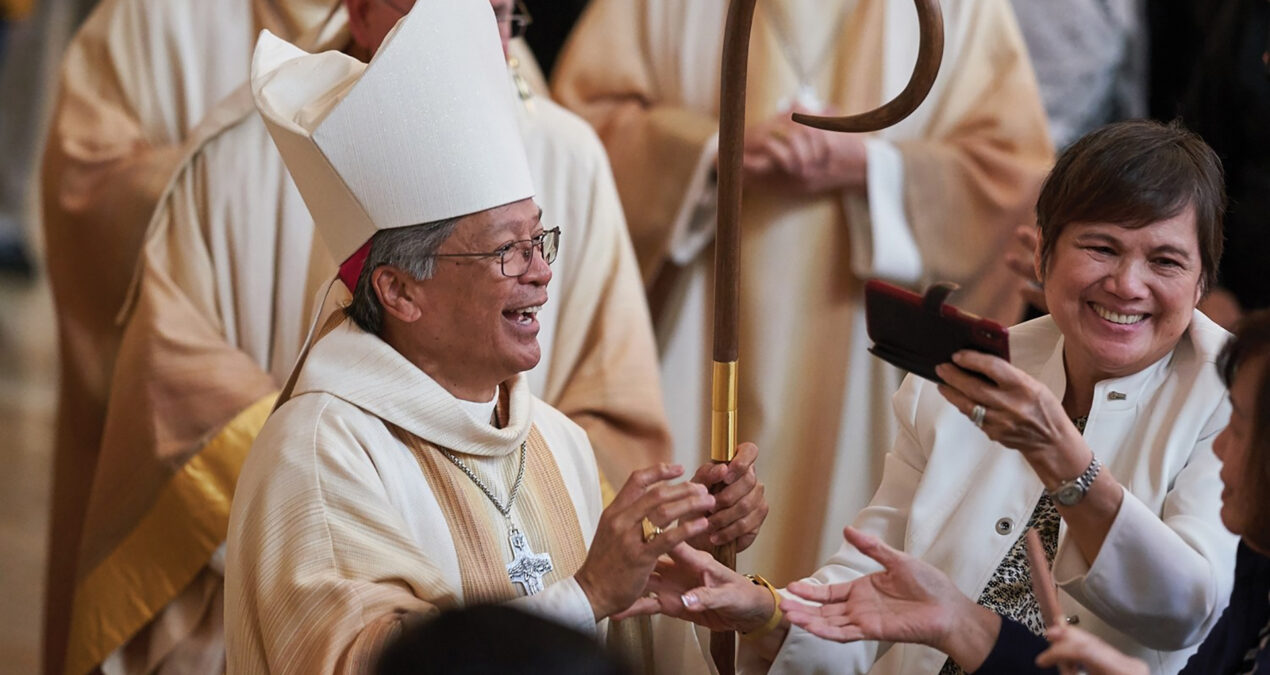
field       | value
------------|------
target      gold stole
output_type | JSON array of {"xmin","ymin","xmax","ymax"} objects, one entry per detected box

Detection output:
[
  {"xmin": 389, "ymin": 423, "xmax": 588, "ymax": 604},
  {"xmin": 389, "ymin": 418, "xmax": 654, "ymax": 673}
]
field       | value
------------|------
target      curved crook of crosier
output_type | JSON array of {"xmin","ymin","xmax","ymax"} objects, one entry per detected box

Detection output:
[{"xmin": 792, "ymin": 0, "xmax": 944, "ymax": 133}]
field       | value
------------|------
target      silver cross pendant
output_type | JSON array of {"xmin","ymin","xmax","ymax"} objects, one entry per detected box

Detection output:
[{"xmin": 506, "ymin": 526, "xmax": 553, "ymax": 595}]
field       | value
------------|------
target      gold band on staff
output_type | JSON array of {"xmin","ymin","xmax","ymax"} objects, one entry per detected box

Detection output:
[{"xmin": 711, "ymin": 360, "xmax": 739, "ymax": 463}]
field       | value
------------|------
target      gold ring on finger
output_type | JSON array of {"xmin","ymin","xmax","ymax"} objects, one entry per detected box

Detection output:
[{"xmin": 641, "ymin": 517, "xmax": 664, "ymax": 543}]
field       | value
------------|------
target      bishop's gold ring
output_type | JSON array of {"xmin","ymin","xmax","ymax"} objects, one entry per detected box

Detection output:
[
  {"xmin": 970, "ymin": 404, "xmax": 987, "ymax": 428},
  {"xmin": 641, "ymin": 518, "xmax": 664, "ymax": 543}
]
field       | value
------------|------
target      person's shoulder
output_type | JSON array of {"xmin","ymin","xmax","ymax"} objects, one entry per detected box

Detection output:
[
  {"xmin": 527, "ymin": 396, "xmax": 591, "ymax": 448},
  {"xmin": 1185, "ymin": 309, "xmax": 1233, "ymax": 367},
  {"xmin": 247, "ymin": 392, "xmax": 382, "ymax": 476},
  {"xmin": 525, "ymin": 97, "xmax": 609, "ymax": 168}
]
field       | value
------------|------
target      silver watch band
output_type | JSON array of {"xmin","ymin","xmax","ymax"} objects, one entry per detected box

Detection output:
[{"xmin": 1047, "ymin": 455, "xmax": 1102, "ymax": 506}]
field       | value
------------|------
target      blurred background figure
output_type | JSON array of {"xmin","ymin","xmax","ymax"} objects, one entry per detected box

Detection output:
[
  {"xmin": 552, "ymin": 0, "xmax": 1054, "ymax": 584},
  {"xmin": 0, "ymin": 0, "xmax": 96, "ymax": 278},
  {"xmin": 1011, "ymin": 0, "xmax": 1147, "ymax": 151},
  {"xmin": 376, "ymin": 605, "xmax": 632, "ymax": 675}
]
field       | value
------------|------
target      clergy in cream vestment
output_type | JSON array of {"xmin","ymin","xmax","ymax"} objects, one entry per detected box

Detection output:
[
  {"xmin": 228, "ymin": 3, "xmax": 733, "ymax": 673},
  {"xmin": 553, "ymin": 0, "xmax": 1055, "ymax": 583},
  {"xmin": 40, "ymin": 0, "xmax": 669, "ymax": 672}
]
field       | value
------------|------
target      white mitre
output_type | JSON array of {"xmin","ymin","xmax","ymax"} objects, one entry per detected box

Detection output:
[{"xmin": 250, "ymin": 0, "xmax": 535, "ymax": 287}]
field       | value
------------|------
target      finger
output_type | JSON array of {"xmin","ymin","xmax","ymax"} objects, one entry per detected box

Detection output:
[
  {"xmin": 951, "ymin": 350, "xmax": 1025, "ymax": 388},
  {"xmin": 785, "ymin": 611, "xmax": 867, "ymax": 643},
  {"xmin": 762, "ymin": 135, "xmax": 799, "ymax": 175},
  {"xmin": 1015, "ymin": 224, "xmax": 1039, "ymax": 248},
  {"xmin": 842, "ymin": 526, "xmax": 906, "ymax": 570},
  {"xmin": 634, "ymin": 483, "xmax": 715, "ymax": 529},
  {"xmin": 933, "ymin": 364, "xmax": 1011, "ymax": 412},
  {"xmin": 724, "ymin": 442, "xmax": 759, "ymax": 484},
  {"xmin": 611, "ymin": 596, "xmax": 663, "ymax": 621},
  {"xmin": 648, "ymin": 516, "xmax": 713, "ymax": 557},
  {"xmin": 786, "ymin": 579, "xmax": 852, "ymax": 605},
  {"xmin": 611, "ymin": 463, "xmax": 685, "ymax": 511},
  {"xmin": 707, "ymin": 463, "xmax": 757, "ymax": 510},
  {"xmin": 785, "ymin": 127, "xmax": 817, "ymax": 176},
  {"xmin": 706, "ymin": 485, "xmax": 767, "ymax": 545},
  {"xmin": 1005, "ymin": 252, "xmax": 1038, "ymax": 282},
  {"xmin": 689, "ymin": 460, "xmax": 729, "ymax": 488}
]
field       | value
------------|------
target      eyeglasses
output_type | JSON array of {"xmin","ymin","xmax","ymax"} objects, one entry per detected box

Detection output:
[
  {"xmin": 430, "ymin": 227, "xmax": 560, "ymax": 278},
  {"xmin": 497, "ymin": 0, "xmax": 533, "ymax": 40}
]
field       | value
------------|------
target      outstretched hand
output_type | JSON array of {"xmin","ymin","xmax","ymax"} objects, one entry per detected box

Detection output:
[
  {"xmin": 783, "ymin": 528, "xmax": 1000, "ymax": 671},
  {"xmin": 613, "ymin": 543, "xmax": 774, "ymax": 634}
]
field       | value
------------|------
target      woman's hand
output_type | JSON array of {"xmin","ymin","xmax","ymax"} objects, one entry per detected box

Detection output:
[
  {"xmin": 613, "ymin": 543, "xmax": 775, "ymax": 634},
  {"xmin": 1036, "ymin": 626, "xmax": 1149, "ymax": 675},
  {"xmin": 783, "ymin": 527, "xmax": 999, "ymax": 671},
  {"xmin": 934, "ymin": 350, "xmax": 1090, "ymax": 487}
]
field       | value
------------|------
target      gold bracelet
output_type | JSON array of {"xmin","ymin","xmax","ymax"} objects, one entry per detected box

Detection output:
[{"xmin": 741, "ymin": 573, "xmax": 783, "ymax": 640}]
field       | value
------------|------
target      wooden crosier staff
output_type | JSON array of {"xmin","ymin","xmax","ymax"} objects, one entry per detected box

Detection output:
[{"xmin": 709, "ymin": 2, "xmax": 945, "ymax": 672}]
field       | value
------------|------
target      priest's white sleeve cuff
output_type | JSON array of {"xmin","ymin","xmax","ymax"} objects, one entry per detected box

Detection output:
[
  {"xmin": 666, "ymin": 132, "xmax": 721, "ymax": 265},
  {"xmin": 844, "ymin": 138, "xmax": 922, "ymax": 283},
  {"xmin": 507, "ymin": 576, "xmax": 598, "ymax": 637}
]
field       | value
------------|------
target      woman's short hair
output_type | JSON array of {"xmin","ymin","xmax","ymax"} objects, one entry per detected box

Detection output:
[
  {"xmin": 1217, "ymin": 309, "xmax": 1270, "ymax": 551},
  {"xmin": 345, "ymin": 217, "xmax": 461, "ymax": 335},
  {"xmin": 1035, "ymin": 120, "xmax": 1225, "ymax": 292}
]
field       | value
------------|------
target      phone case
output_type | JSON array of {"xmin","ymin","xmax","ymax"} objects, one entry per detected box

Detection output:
[{"xmin": 864, "ymin": 280, "xmax": 1010, "ymax": 384}]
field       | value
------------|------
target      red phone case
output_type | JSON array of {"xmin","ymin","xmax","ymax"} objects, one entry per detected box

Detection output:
[{"xmin": 864, "ymin": 279, "xmax": 1010, "ymax": 383}]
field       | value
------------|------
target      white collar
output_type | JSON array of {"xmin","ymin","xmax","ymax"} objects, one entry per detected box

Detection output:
[{"xmin": 292, "ymin": 317, "xmax": 533, "ymax": 457}]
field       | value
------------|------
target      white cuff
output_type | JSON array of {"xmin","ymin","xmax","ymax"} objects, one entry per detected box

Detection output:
[
  {"xmin": 507, "ymin": 576, "xmax": 598, "ymax": 637},
  {"xmin": 844, "ymin": 138, "xmax": 922, "ymax": 282},
  {"xmin": 666, "ymin": 132, "xmax": 721, "ymax": 265}
]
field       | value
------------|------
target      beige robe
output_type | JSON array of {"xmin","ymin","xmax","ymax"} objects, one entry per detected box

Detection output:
[
  {"xmin": 226, "ymin": 319, "xmax": 705, "ymax": 675},
  {"xmin": 553, "ymin": 0, "xmax": 1055, "ymax": 584},
  {"xmin": 42, "ymin": 2, "xmax": 669, "ymax": 671},
  {"xmin": 40, "ymin": 1, "xmax": 346, "ymax": 672}
]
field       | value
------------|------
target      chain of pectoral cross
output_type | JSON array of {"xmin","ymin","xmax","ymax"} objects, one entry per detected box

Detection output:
[{"xmin": 438, "ymin": 441, "xmax": 555, "ymax": 595}]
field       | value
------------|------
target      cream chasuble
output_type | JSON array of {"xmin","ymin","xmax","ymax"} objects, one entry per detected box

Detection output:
[
  {"xmin": 43, "ymin": 2, "xmax": 670, "ymax": 671},
  {"xmin": 553, "ymin": 0, "xmax": 1054, "ymax": 584},
  {"xmin": 226, "ymin": 320, "xmax": 705, "ymax": 675}
]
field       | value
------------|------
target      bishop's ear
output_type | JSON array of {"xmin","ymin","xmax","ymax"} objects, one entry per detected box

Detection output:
[{"xmin": 372, "ymin": 266, "xmax": 424, "ymax": 323}]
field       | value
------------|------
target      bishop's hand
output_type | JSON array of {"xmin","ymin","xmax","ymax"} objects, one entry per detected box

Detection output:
[
  {"xmin": 574, "ymin": 463, "xmax": 715, "ymax": 621},
  {"xmin": 688, "ymin": 442, "xmax": 768, "ymax": 551}
]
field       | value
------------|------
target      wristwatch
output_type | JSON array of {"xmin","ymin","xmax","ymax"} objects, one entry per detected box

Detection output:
[{"xmin": 1047, "ymin": 455, "xmax": 1102, "ymax": 506}]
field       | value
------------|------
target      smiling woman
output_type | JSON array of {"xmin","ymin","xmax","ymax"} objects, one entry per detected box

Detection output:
[{"xmin": 619, "ymin": 120, "xmax": 1241, "ymax": 675}]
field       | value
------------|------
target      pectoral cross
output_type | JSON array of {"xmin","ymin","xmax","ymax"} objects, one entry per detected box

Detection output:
[{"xmin": 506, "ymin": 526, "xmax": 553, "ymax": 595}]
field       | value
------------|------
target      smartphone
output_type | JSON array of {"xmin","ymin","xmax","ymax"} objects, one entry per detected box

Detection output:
[{"xmin": 864, "ymin": 279, "xmax": 1010, "ymax": 384}]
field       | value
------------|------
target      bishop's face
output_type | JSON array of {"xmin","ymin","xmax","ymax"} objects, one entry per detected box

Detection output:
[{"xmin": 405, "ymin": 199, "xmax": 550, "ymax": 398}]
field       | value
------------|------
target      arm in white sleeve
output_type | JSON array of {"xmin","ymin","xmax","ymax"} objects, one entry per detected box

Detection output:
[
  {"xmin": 665, "ymin": 132, "xmax": 721, "ymax": 265},
  {"xmin": 744, "ymin": 376, "xmax": 931, "ymax": 674},
  {"xmin": 843, "ymin": 138, "xmax": 923, "ymax": 284},
  {"xmin": 1053, "ymin": 431, "xmax": 1239, "ymax": 650},
  {"xmin": 507, "ymin": 577, "xmax": 600, "ymax": 637}
]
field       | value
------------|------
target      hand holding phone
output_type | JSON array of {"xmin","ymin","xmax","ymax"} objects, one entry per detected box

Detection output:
[{"xmin": 864, "ymin": 280, "xmax": 1010, "ymax": 383}]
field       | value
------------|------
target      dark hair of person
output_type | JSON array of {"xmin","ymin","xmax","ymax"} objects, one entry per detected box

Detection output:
[
  {"xmin": 1217, "ymin": 309, "xmax": 1270, "ymax": 551},
  {"xmin": 375, "ymin": 604, "xmax": 632, "ymax": 675},
  {"xmin": 1035, "ymin": 119, "xmax": 1226, "ymax": 293},
  {"xmin": 345, "ymin": 217, "xmax": 461, "ymax": 335}
]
